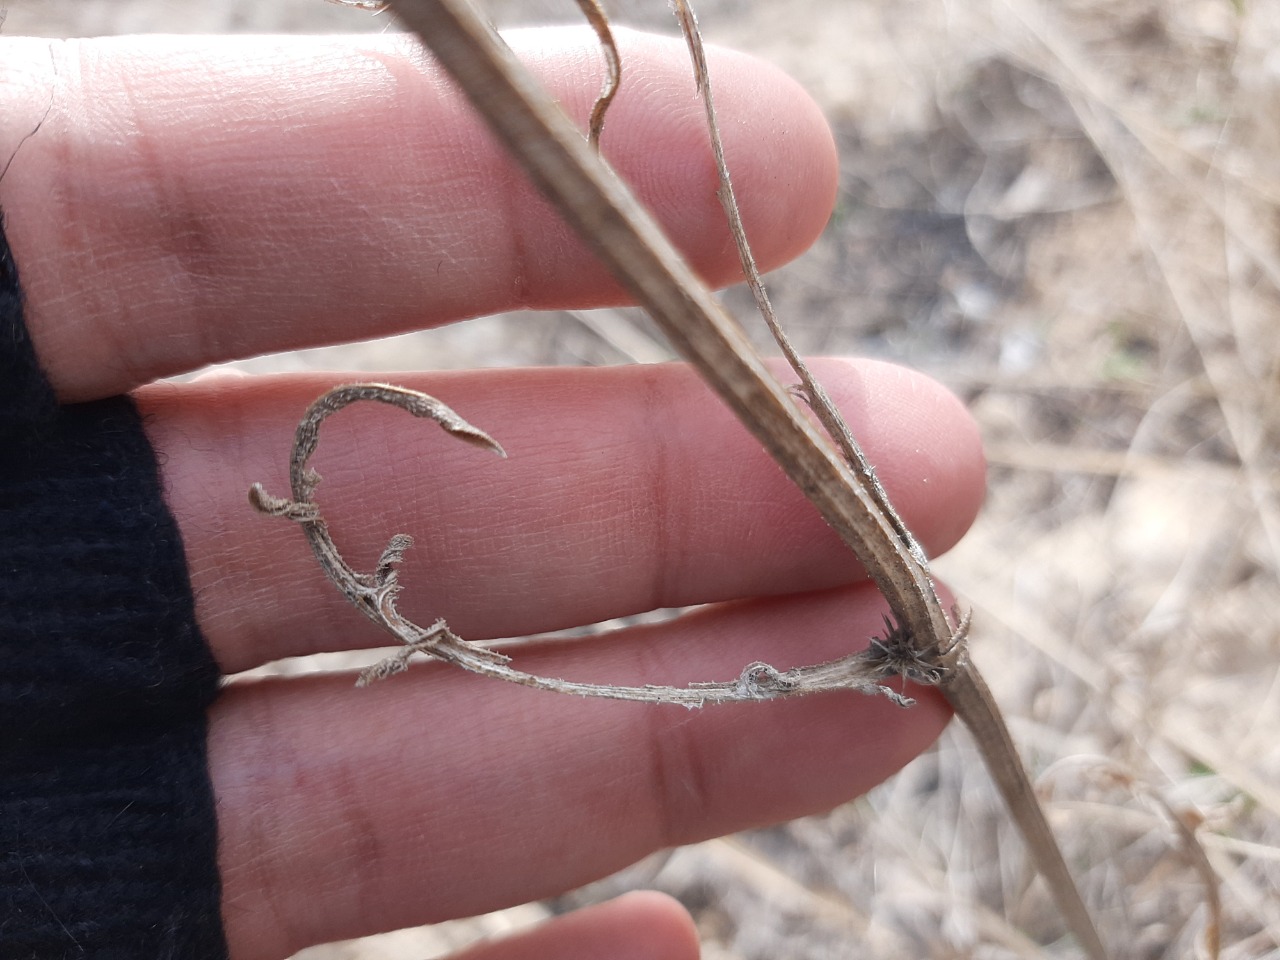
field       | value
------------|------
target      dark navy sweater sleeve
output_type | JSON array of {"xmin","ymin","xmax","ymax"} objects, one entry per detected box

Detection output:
[{"xmin": 0, "ymin": 212, "xmax": 228, "ymax": 959}]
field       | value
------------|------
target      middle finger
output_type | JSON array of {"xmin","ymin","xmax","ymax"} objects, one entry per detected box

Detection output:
[{"xmin": 139, "ymin": 358, "xmax": 985, "ymax": 674}]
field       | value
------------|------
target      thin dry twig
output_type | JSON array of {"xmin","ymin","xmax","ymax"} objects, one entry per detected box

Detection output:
[
  {"xmin": 248, "ymin": 382, "xmax": 949, "ymax": 706},
  {"xmin": 574, "ymin": 0, "xmax": 618, "ymax": 148},
  {"xmin": 669, "ymin": 0, "xmax": 929, "ymax": 572},
  {"xmin": 254, "ymin": 1, "xmax": 1112, "ymax": 956}
]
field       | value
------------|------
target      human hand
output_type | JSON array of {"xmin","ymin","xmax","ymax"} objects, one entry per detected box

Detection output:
[{"xmin": 0, "ymin": 28, "xmax": 985, "ymax": 959}]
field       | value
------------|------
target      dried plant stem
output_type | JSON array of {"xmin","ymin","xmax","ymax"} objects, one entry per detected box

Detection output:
[
  {"xmin": 660, "ymin": 17, "xmax": 1105, "ymax": 948},
  {"xmin": 574, "ymin": 0, "xmax": 619, "ymax": 147},
  {"xmin": 263, "ymin": 1, "xmax": 1110, "ymax": 956},
  {"xmin": 383, "ymin": 0, "xmax": 947, "ymax": 646},
  {"xmin": 382, "ymin": 2, "xmax": 1110, "ymax": 954},
  {"xmin": 249, "ymin": 382, "xmax": 955, "ymax": 704},
  {"xmin": 669, "ymin": 0, "xmax": 929, "ymax": 572},
  {"xmin": 663, "ymin": 15, "xmax": 1105, "ymax": 949}
]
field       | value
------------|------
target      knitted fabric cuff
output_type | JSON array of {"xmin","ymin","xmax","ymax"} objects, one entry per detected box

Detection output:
[{"xmin": 0, "ymin": 213, "xmax": 228, "ymax": 959}]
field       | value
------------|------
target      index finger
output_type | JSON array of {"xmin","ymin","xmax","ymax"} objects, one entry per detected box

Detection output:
[{"xmin": 0, "ymin": 28, "xmax": 837, "ymax": 401}]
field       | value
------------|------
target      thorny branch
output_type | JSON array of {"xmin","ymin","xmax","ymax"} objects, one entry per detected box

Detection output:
[{"xmin": 256, "ymin": 1, "xmax": 1112, "ymax": 957}]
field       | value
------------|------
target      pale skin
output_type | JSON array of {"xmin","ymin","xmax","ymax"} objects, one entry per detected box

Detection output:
[{"xmin": 0, "ymin": 27, "xmax": 986, "ymax": 960}]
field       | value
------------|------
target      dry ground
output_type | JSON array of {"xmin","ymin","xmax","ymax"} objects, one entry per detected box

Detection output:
[{"xmin": 6, "ymin": 0, "xmax": 1279, "ymax": 957}]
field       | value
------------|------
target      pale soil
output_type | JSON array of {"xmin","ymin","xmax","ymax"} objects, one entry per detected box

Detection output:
[{"xmin": 6, "ymin": 0, "xmax": 1279, "ymax": 958}]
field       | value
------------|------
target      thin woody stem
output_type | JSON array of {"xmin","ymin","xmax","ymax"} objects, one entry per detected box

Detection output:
[
  {"xmin": 670, "ymin": 0, "xmax": 929, "ymax": 572},
  {"xmin": 249, "ymin": 382, "xmax": 934, "ymax": 706},
  {"xmin": 573, "ymin": 0, "xmax": 619, "ymax": 147}
]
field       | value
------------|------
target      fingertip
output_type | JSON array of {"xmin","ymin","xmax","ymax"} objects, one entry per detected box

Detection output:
[
  {"xmin": 808, "ymin": 358, "xmax": 987, "ymax": 559},
  {"xmin": 701, "ymin": 42, "xmax": 840, "ymax": 274},
  {"xmin": 450, "ymin": 892, "xmax": 699, "ymax": 960},
  {"xmin": 514, "ymin": 27, "xmax": 838, "ymax": 303},
  {"xmin": 599, "ymin": 892, "xmax": 701, "ymax": 960},
  {"xmin": 646, "ymin": 36, "xmax": 840, "ymax": 277}
]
